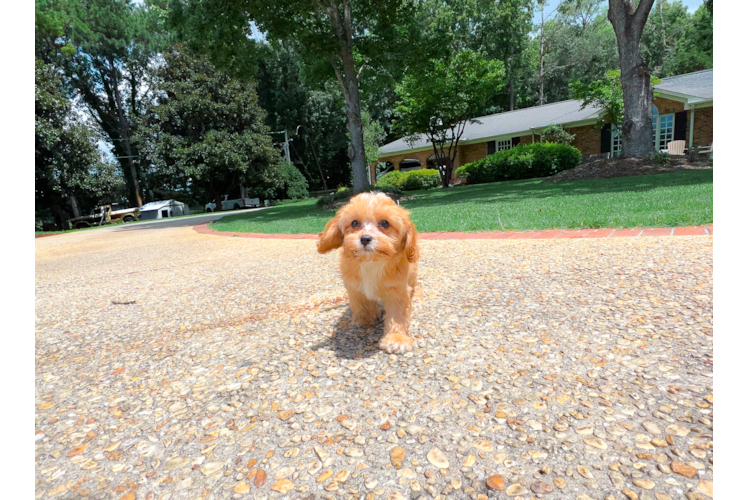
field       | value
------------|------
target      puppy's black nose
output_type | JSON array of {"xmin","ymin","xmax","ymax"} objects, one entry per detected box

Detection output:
[{"xmin": 360, "ymin": 235, "xmax": 372, "ymax": 247}]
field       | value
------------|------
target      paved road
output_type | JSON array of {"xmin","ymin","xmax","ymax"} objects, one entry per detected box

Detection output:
[
  {"xmin": 35, "ymin": 226, "xmax": 713, "ymax": 500},
  {"xmin": 106, "ymin": 207, "xmax": 266, "ymax": 232}
]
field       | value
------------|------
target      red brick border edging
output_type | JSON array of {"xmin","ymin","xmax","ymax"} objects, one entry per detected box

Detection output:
[{"xmin": 193, "ymin": 222, "xmax": 712, "ymax": 240}]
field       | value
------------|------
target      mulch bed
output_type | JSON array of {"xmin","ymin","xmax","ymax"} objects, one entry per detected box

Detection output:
[{"xmin": 543, "ymin": 155, "xmax": 713, "ymax": 183}]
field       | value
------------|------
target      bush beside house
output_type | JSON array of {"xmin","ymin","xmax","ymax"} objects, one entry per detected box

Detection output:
[
  {"xmin": 377, "ymin": 169, "xmax": 441, "ymax": 191},
  {"xmin": 456, "ymin": 143, "xmax": 582, "ymax": 184}
]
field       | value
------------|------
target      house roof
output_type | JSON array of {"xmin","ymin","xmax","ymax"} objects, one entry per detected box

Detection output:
[
  {"xmin": 139, "ymin": 199, "xmax": 184, "ymax": 211},
  {"xmin": 379, "ymin": 68, "xmax": 714, "ymax": 157},
  {"xmin": 379, "ymin": 99, "xmax": 602, "ymax": 155},
  {"xmin": 655, "ymin": 69, "xmax": 713, "ymax": 100}
]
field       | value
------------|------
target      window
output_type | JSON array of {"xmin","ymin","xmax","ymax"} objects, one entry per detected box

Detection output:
[
  {"xmin": 611, "ymin": 105, "xmax": 675, "ymax": 156},
  {"xmin": 496, "ymin": 139, "xmax": 513, "ymax": 151},
  {"xmin": 611, "ymin": 127, "xmax": 622, "ymax": 158},
  {"xmin": 654, "ymin": 113, "xmax": 674, "ymax": 151}
]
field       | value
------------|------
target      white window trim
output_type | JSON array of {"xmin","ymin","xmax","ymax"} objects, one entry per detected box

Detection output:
[
  {"xmin": 610, "ymin": 110, "xmax": 676, "ymax": 156},
  {"xmin": 495, "ymin": 139, "xmax": 513, "ymax": 151}
]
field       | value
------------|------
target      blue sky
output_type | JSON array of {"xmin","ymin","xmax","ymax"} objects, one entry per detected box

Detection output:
[{"xmin": 533, "ymin": 0, "xmax": 706, "ymax": 23}]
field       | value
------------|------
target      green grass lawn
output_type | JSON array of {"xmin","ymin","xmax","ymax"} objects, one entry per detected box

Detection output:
[{"xmin": 210, "ymin": 170, "xmax": 713, "ymax": 234}]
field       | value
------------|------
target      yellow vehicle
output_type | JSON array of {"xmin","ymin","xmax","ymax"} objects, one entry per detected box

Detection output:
[{"xmin": 68, "ymin": 204, "xmax": 140, "ymax": 229}]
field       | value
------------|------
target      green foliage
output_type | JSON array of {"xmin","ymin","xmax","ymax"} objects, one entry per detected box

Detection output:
[
  {"xmin": 571, "ymin": 70, "xmax": 660, "ymax": 129},
  {"xmin": 394, "ymin": 49, "xmax": 505, "ymax": 187},
  {"xmin": 641, "ymin": 0, "xmax": 713, "ymax": 78},
  {"xmin": 138, "ymin": 47, "xmax": 284, "ymax": 204},
  {"xmin": 315, "ymin": 185, "xmax": 403, "ymax": 209},
  {"xmin": 35, "ymin": 0, "xmax": 167, "ymax": 205},
  {"xmin": 401, "ymin": 170, "xmax": 441, "ymax": 191},
  {"xmin": 457, "ymin": 143, "xmax": 582, "ymax": 184},
  {"xmin": 540, "ymin": 124, "xmax": 576, "ymax": 145},
  {"xmin": 376, "ymin": 169, "xmax": 440, "ymax": 191},
  {"xmin": 571, "ymin": 70, "xmax": 624, "ymax": 128},
  {"xmin": 36, "ymin": 58, "xmax": 125, "ymax": 220},
  {"xmin": 277, "ymin": 161, "xmax": 309, "ymax": 201},
  {"xmin": 362, "ymin": 111, "xmax": 386, "ymax": 167},
  {"xmin": 536, "ymin": 0, "xmax": 618, "ymax": 104},
  {"xmin": 376, "ymin": 171, "xmax": 406, "ymax": 190},
  {"xmin": 664, "ymin": 2, "xmax": 713, "ymax": 76},
  {"xmin": 414, "ymin": 0, "xmax": 535, "ymax": 114},
  {"xmin": 653, "ymin": 151, "xmax": 671, "ymax": 166}
]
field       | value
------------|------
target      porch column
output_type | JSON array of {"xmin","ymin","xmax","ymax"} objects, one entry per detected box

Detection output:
[
  {"xmin": 419, "ymin": 152, "xmax": 428, "ymax": 169},
  {"xmin": 688, "ymin": 105, "xmax": 695, "ymax": 151}
]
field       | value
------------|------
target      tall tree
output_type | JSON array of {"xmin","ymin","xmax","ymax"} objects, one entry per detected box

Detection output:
[
  {"xmin": 655, "ymin": 0, "xmax": 712, "ymax": 76},
  {"xmin": 415, "ymin": 0, "xmax": 534, "ymax": 113},
  {"xmin": 540, "ymin": 1, "xmax": 618, "ymax": 104},
  {"xmin": 169, "ymin": 0, "xmax": 414, "ymax": 194},
  {"xmin": 607, "ymin": 0, "xmax": 656, "ymax": 157},
  {"xmin": 35, "ymin": 0, "xmax": 166, "ymax": 206},
  {"xmin": 138, "ymin": 47, "xmax": 284, "ymax": 210},
  {"xmin": 394, "ymin": 49, "xmax": 505, "ymax": 188},
  {"xmin": 36, "ymin": 59, "xmax": 125, "ymax": 226}
]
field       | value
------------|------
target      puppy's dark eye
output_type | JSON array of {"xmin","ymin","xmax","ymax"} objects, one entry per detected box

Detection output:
[
  {"xmin": 379, "ymin": 220, "xmax": 389, "ymax": 229},
  {"xmin": 351, "ymin": 220, "xmax": 359, "ymax": 228}
]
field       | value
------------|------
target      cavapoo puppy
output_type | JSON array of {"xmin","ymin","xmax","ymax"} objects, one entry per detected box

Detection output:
[{"xmin": 317, "ymin": 192, "xmax": 419, "ymax": 354}]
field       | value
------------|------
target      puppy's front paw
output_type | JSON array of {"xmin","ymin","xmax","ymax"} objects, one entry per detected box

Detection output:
[{"xmin": 379, "ymin": 333, "xmax": 414, "ymax": 354}]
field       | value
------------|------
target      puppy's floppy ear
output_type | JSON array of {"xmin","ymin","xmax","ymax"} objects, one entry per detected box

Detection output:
[
  {"xmin": 317, "ymin": 215, "xmax": 343, "ymax": 254},
  {"xmin": 402, "ymin": 218, "xmax": 419, "ymax": 263}
]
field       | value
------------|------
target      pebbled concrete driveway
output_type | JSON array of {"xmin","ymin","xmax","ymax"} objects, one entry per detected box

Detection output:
[{"xmin": 35, "ymin": 225, "xmax": 713, "ymax": 500}]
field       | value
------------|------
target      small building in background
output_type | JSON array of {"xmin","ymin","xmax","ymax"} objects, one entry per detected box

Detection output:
[{"xmin": 138, "ymin": 200, "xmax": 190, "ymax": 220}]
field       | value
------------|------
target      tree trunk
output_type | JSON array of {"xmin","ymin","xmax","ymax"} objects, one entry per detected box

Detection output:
[
  {"xmin": 340, "ymin": 59, "xmax": 368, "ymax": 193},
  {"xmin": 538, "ymin": 8, "xmax": 544, "ymax": 106},
  {"xmin": 68, "ymin": 193, "xmax": 81, "ymax": 218},
  {"xmin": 328, "ymin": 0, "xmax": 369, "ymax": 194},
  {"xmin": 110, "ymin": 62, "xmax": 143, "ymax": 206},
  {"xmin": 509, "ymin": 47, "xmax": 515, "ymax": 111},
  {"xmin": 53, "ymin": 205, "xmax": 70, "ymax": 230},
  {"xmin": 608, "ymin": 0, "xmax": 656, "ymax": 157},
  {"xmin": 212, "ymin": 187, "xmax": 223, "ymax": 212}
]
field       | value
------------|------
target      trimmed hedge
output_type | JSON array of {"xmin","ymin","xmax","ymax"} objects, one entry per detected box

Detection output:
[
  {"xmin": 376, "ymin": 170, "xmax": 406, "ymax": 190},
  {"xmin": 315, "ymin": 186, "xmax": 403, "ymax": 209},
  {"xmin": 455, "ymin": 143, "xmax": 582, "ymax": 184},
  {"xmin": 377, "ymin": 168, "xmax": 440, "ymax": 191}
]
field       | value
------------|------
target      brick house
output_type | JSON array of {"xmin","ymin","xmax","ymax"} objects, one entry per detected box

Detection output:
[{"xmin": 371, "ymin": 69, "xmax": 713, "ymax": 184}]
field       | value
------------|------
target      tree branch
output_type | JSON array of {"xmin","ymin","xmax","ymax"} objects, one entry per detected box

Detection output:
[{"xmin": 633, "ymin": 0, "xmax": 656, "ymax": 30}]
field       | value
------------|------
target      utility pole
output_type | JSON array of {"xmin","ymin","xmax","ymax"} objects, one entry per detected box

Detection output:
[
  {"xmin": 296, "ymin": 125, "xmax": 327, "ymax": 190},
  {"xmin": 284, "ymin": 130, "xmax": 291, "ymax": 163},
  {"xmin": 271, "ymin": 130, "xmax": 292, "ymax": 163}
]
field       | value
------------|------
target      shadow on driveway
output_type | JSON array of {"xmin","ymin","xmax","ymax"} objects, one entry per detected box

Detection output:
[{"xmin": 308, "ymin": 304, "xmax": 385, "ymax": 360}]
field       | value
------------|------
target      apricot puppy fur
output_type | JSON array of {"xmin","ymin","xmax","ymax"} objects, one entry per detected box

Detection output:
[{"xmin": 317, "ymin": 192, "xmax": 419, "ymax": 354}]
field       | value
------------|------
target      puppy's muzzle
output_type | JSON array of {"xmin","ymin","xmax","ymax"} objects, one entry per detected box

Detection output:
[{"xmin": 360, "ymin": 235, "xmax": 373, "ymax": 247}]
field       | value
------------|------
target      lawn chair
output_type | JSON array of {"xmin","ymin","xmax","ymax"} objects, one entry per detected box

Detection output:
[
  {"xmin": 667, "ymin": 140, "xmax": 686, "ymax": 155},
  {"xmin": 698, "ymin": 143, "xmax": 713, "ymax": 155}
]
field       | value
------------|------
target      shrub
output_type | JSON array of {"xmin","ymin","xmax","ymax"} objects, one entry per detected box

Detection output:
[
  {"xmin": 401, "ymin": 169, "xmax": 440, "ymax": 191},
  {"xmin": 279, "ymin": 161, "xmax": 309, "ymax": 200},
  {"xmin": 539, "ymin": 124, "xmax": 576, "ymax": 145},
  {"xmin": 377, "ymin": 169, "xmax": 440, "ymax": 191},
  {"xmin": 334, "ymin": 187, "xmax": 352, "ymax": 200},
  {"xmin": 316, "ymin": 185, "xmax": 403, "ymax": 209},
  {"xmin": 653, "ymin": 151, "xmax": 671, "ymax": 166},
  {"xmin": 360, "ymin": 186, "xmax": 403, "ymax": 196},
  {"xmin": 459, "ymin": 143, "xmax": 582, "ymax": 184},
  {"xmin": 376, "ymin": 170, "xmax": 406, "ymax": 189}
]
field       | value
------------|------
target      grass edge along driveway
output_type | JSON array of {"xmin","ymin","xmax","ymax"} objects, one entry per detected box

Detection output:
[{"xmin": 210, "ymin": 170, "xmax": 713, "ymax": 235}]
